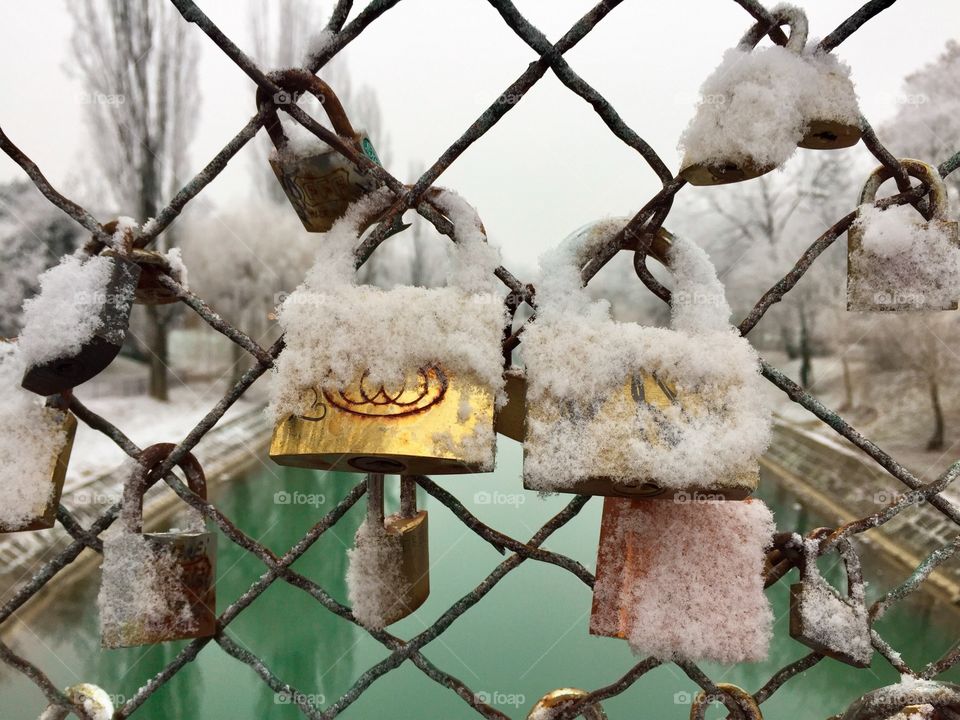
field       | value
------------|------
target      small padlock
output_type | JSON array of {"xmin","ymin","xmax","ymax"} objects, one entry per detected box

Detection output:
[
  {"xmin": 100, "ymin": 443, "xmax": 216, "ymax": 648},
  {"xmin": 840, "ymin": 681, "xmax": 960, "ymax": 720},
  {"xmin": 348, "ymin": 475, "xmax": 429, "ymax": 628},
  {"xmin": 847, "ymin": 159, "xmax": 960, "ymax": 311},
  {"xmin": 0, "ymin": 399, "xmax": 77, "ymax": 533},
  {"xmin": 690, "ymin": 684, "xmax": 763, "ymax": 720},
  {"xmin": 270, "ymin": 188, "xmax": 500, "ymax": 475},
  {"xmin": 21, "ymin": 243, "xmax": 140, "ymax": 397},
  {"xmin": 526, "ymin": 689, "xmax": 607, "ymax": 720},
  {"xmin": 257, "ymin": 68, "xmax": 381, "ymax": 233},
  {"xmin": 38, "ymin": 684, "xmax": 114, "ymax": 720},
  {"xmin": 789, "ymin": 537, "xmax": 872, "ymax": 667},
  {"xmin": 101, "ymin": 220, "xmax": 185, "ymax": 305}
]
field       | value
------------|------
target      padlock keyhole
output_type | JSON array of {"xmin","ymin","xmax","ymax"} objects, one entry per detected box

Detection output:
[{"xmin": 349, "ymin": 456, "xmax": 407, "ymax": 473}]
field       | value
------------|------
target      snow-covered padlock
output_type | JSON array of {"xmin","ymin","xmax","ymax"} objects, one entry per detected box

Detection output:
[
  {"xmin": 526, "ymin": 688, "xmax": 607, "ymax": 720},
  {"xmin": 789, "ymin": 536, "xmax": 872, "ymax": 667},
  {"xmin": 100, "ymin": 443, "xmax": 216, "ymax": 648},
  {"xmin": 522, "ymin": 219, "xmax": 769, "ymax": 498},
  {"xmin": 0, "ymin": 392, "xmax": 76, "ymax": 534},
  {"xmin": 347, "ymin": 475, "xmax": 429, "ymax": 629},
  {"xmin": 839, "ymin": 681, "xmax": 960, "ymax": 720},
  {"xmin": 690, "ymin": 684, "xmax": 763, "ymax": 720},
  {"xmin": 270, "ymin": 187, "xmax": 505, "ymax": 475},
  {"xmin": 590, "ymin": 497, "xmax": 775, "ymax": 663},
  {"xmin": 20, "ymin": 250, "xmax": 139, "ymax": 397},
  {"xmin": 257, "ymin": 68, "xmax": 381, "ymax": 233},
  {"xmin": 847, "ymin": 159, "xmax": 960, "ymax": 312}
]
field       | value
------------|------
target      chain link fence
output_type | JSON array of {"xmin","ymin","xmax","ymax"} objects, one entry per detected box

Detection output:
[{"xmin": 2, "ymin": 0, "xmax": 960, "ymax": 717}]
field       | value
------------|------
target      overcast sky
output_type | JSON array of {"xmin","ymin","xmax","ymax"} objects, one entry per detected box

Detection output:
[{"xmin": 1, "ymin": 1, "xmax": 959, "ymax": 274}]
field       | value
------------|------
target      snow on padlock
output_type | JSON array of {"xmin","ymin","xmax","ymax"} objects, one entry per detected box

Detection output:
[
  {"xmin": 789, "ymin": 536, "xmax": 872, "ymax": 667},
  {"xmin": 589, "ymin": 497, "xmax": 774, "ymax": 664},
  {"xmin": 37, "ymin": 683, "xmax": 114, "ymax": 720},
  {"xmin": 347, "ymin": 475, "xmax": 429, "ymax": 629},
  {"xmin": 839, "ymin": 680, "xmax": 960, "ymax": 720},
  {"xmin": 525, "ymin": 688, "xmax": 607, "ymax": 720},
  {"xmin": 100, "ymin": 443, "xmax": 216, "ymax": 648},
  {"xmin": 257, "ymin": 68, "xmax": 382, "ymax": 233},
  {"xmin": 847, "ymin": 158, "xmax": 960, "ymax": 312},
  {"xmin": 20, "ymin": 249, "xmax": 139, "ymax": 397},
  {"xmin": 270, "ymin": 187, "xmax": 506, "ymax": 475},
  {"xmin": 522, "ymin": 219, "xmax": 769, "ymax": 499}
]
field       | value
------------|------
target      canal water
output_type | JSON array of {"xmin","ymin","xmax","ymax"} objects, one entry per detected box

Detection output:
[{"xmin": 1, "ymin": 436, "xmax": 957, "ymax": 719}]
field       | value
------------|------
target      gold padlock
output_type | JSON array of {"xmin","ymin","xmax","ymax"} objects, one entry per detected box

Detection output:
[
  {"xmin": 839, "ymin": 682, "xmax": 960, "ymax": 720},
  {"xmin": 526, "ymin": 689, "xmax": 607, "ymax": 720},
  {"xmin": 270, "ymin": 188, "xmax": 501, "ymax": 475},
  {"xmin": 100, "ymin": 444, "xmax": 216, "ymax": 648},
  {"xmin": 789, "ymin": 537, "xmax": 872, "ymax": 667},
  {"xmin": 847, "ymin": 159, "xmax": 960, "ymax": 311},
  {"xmin": 522, "ymin": 221, "xmax": 762, "ymax": 499},
  {"xmin": 348, "ymin": 475, "xmax": 429, "ymax": 628},
  {"xmin": 690, "ymin": 684, "xmax": 763, "ymax": 720},
  {"xmin": 256, "ymin": 68, "xmax": 381, "ymax": 233},
  {"xmin": 0, "ymin": 399, "xmax": 76, "ymax": 534}
]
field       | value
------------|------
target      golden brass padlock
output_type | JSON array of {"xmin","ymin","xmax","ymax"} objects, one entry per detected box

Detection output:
[
  {"xmin": 100, "ymin": 443, "xmax": 216, "ymax": 648},
  {"xmin": 847, "ymin": 159, "xmax": 960, "ymax": 311},
  {"xmin": 839, "ymin": 682, "xmax": 960, "ymax": 720},
  {"xmin": 690, "ymin": 684, "xmax": 763, "ymax": 720},
  {"xmin": 348, "ymin": 475, "xmax": 429, "ymax": 628},
  {"xmin": 270, "ymin": 187, "xmax": 501, "ymax": 475},
  {"xmin": 522, "ymin": 220, "xmax": 764, "ymax": 499},
  {"xmin": 789, "ymin": 537, "xmax": 872, "ymax": 667},
  {"xmin": 256, "ymin": 68, "xmax": 381, "ymax": 233},
  {"xmin": 526, "ymin": 689, "xmax": 607, "ymax": 720},
  {"xmin": 0, "ymin": 398, "xmax": 76, "ymax": 534}
]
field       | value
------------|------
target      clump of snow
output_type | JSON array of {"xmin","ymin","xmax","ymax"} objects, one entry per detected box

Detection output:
[
  {"xmin": 270, "ymin": 188, "xmax": 507, "ymax": 467},
  {"xmin": 795, "ymin": 539, "xmax": 872, "ymax": 665},
  {"xmin": 17, "ymin": 252, "xmax": 114, "ymax": 367},
  {"xmin": 590, "ymin": 498, "xmax": 775, "ymax": 663},
  {"xmin": 679, "ymin": 5, "xmax": 859, "ymax": 172},
  {"xmin": 0, "ymin": 345, "xmax": 70, "ymax": 529},
  {"xmin": 99, "ymin": 530, "xmax": 197, "ymax": 646},
  {"xmin": 305, "ymin": 29, "xmax": 335, "ymax": 63},
  {"xmin": 346, "ymin": 518, "xmax": 408, "ymax": 629},
  {"xmin": 164, "ymin": 247, "xmax": 189, "ymax": 290},
  {"xmin": 523, "ymin": 219, "xmax": 770, "ymax": 492},
  {"xmin": 66, "ymin": 684, "xmax": 115, "ymax": 720},
  {"xmin": 849, "ymin": 203, "xmax": 960, "ymax": 310}
]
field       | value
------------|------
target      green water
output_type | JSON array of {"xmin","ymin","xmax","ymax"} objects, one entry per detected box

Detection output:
[{"xmin": 1, "ymin": 437, "xmax": 958, "ymax": 719}]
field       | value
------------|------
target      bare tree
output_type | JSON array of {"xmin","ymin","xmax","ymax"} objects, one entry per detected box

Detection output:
[{"xmin": 68, "ymin": 1, "xmax": 200, "ymax": 400}]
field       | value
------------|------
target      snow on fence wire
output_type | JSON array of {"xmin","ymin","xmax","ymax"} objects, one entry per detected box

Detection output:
[{"xmin": 2, "ymin": 0, "xmax": 960, "ymax": 718}]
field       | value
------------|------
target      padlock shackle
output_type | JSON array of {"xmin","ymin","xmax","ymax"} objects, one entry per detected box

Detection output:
[
  {"xmin": 858, "ymin": 158, "xmax": 949, "ymax": 221},
  {"xmin": 121, "ymin": 443, "xmax": 207, "ymax": 534},
  {"xmin": 366, "ymin": 473, "xmax": 386, "ymax": 527},
  {"xmin": 690, "ymin": 684, "xmax": 762, "ymax": 720},
  {"xmin": 840, "ymin": 681, "xmax": 960, "ymax": 720},
  {"xmin": 737, "ymin": 3, "xmax": 808, "ymax": 54},
  {"xmin": 801, "ymin": 535, "xmax": 864, "ymax": 605},
  {"xmin": 256, "ymin": 68, "xmax": 358, "ymax": 152},
  {"xmin": 526, "ymin": 688, "xmax": 607, "ymax": 720},
  {"xmin": 400, "ymin": 476, "xmax": 417, "ymax": 518}
]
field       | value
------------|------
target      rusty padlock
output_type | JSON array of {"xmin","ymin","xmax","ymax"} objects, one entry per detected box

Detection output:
[
  {"xmin": 526, "ymin": 689, "xmax": 607, "ymax": 720},
  {"xmin": 100, "ymin": 443, "xmax": 216, "ymax": 648},
  {"xmin": 21, "ymin": 247, "xmax": 140, "ymax": 397},
  {"xmin": 840, "ymin": 681, "xmax": 960, "ymax": 720},
  {"xmin": 847, "ymin": 159, "xmax": 960, "ymax": 312},
  {"xmin": 789, "ymin": 537, "xmax": 872, "ymax": 667},
  {"xmin": 100, "ymin": 220, "xmax": 185, "ymax": 305},
  {"xmin": 257, "ymin": 68, "xmax": 381, "ymax": 232},
  {"xmin": 270, "ymin": 188, "xmax": 501, "ymax": 475},
  {"xmin": 522, "ymin": 219, "xmax": 763, "ymax": 499},
  {"xmin": 348, "ymin": 474, "xmax": 429, "ymax": 628},
  {"xmin": 0, "ymin": 395, "xmax": 77, "ymax": 534},
  {"xmin": 690, "ymin": 684, "xmax": 763, "ymax": 720}
]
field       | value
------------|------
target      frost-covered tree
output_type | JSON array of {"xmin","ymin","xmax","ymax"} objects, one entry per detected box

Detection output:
[{"xmin": 68, "ymin": 1, "xmax": 199, "ymax": 400}]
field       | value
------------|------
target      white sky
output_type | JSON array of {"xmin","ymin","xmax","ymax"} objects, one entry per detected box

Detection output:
[{"xmin": 1, "ymin": 1, "xmax": 959, "ymax": 274}]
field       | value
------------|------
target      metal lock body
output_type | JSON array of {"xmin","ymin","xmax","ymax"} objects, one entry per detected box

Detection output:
[
  {"xmin": 799, "ymin": 106, "xmax": 861, "ymax": 150},
  {"xmin": 270, "ymin": 187, "xmax": 500, "ymax": 476},
  {"xmin": 840, "ymin": 682, "xmax": 960, "ymax": 720},
  {"xmin": 21, "ymin": 254, "xmax": 140, "ymax": 397},
  {"xmin": 789, "ymin": 537, "xmax": 872, "ymax": 667},
  {"xmin": 847, "ymin": 158, "xmax": 959, "ymax": 311},
  {"xmin": 101, "ymin": 220, "xmax": 185, "ymax": 306},
  {"xmin": 101, "ymin": 443, "xmax": 216, "ymax": 648},
  {"xmin": 257, "ymin": 68, "xmax": 381, "ymax": 233},
  {"xmin": 690, "ymin": 684, "xmax": 763, "ymax": 720},
  {"xmin": 526, "ymin": 688, "xmax": 607, "ymax": 720},
  {"xmin": 0, "ymin": 405, "xmax": 76, "ymax": 533},
  {"xmin": 680, "ymin": 7, "xmax": 808, "ymax": 187}
]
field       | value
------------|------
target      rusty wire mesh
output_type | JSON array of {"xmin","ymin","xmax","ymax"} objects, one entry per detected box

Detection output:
[{"xmin": 2, "ymin": 0, "xmax": 960, "ymax": 718}]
